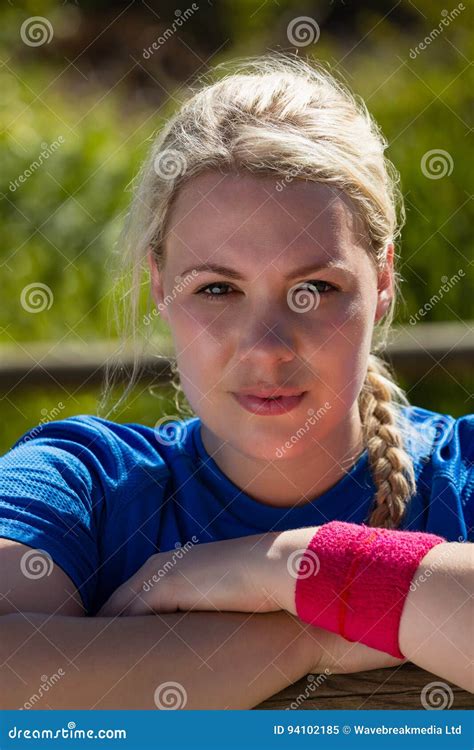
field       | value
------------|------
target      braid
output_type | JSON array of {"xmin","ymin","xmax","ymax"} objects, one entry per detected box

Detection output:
[{"xmin": 359, "ymin": 354, "xmax": 416, "ymax": 529}]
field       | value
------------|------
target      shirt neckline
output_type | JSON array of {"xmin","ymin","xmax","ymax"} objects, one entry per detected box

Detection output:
[{"xmin": 188, "ymin": 417, "xmax": 374, "ymax": 528}]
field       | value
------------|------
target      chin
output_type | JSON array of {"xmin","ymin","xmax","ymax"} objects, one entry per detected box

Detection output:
[{"xmin": 232, "ymin": 421, "xmax": 310, "ymax": 462}]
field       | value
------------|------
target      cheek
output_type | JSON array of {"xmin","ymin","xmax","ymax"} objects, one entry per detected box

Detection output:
[
  {"xmin": 303, "ymin": 295, "xmax": 374, "ymax": 401},
  {"xmin": 168, "ymin": 301, "xmax": 227, "ymax": 405},
  {"xmin": 169, "ymin": 299, "xmax": 227, "ymax": 350},
  {"xmin": 183, "ymin": 297, "xmax": 239, "ymax": 336},
  {"xmin": 305, "ymin": 292, "xmax": 373, "ymax": 351}
]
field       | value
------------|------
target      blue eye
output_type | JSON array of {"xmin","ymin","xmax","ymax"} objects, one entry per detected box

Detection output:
[
  {"xmin": 195, "ymin": 282, "xmax": 237, "ymax": 301},
  {"xmin": 195, "ymin": 280, "xmax": 337, "ymax": 301}
]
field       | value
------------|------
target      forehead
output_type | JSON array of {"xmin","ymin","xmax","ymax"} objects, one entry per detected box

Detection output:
[{"xmin": 164, "ymin": 170, "xmax": 370, "ymax": 271}]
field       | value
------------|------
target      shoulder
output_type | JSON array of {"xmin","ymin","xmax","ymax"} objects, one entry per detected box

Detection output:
[
  {"xmin": 0, "ymin": 413, "xmax": 201, "ymax": 613},
  {"xmin": 398, "ymin": 404, "xmax": 473, "ymax": 467},
  {"xmin": 0, "ymin": 412, "xmax": 203, "ymax": 523},
  {"xmin": 398, "ymin": 405, "xmax": 474, "ymax": 540},
  {"xmin": 5, "ymin": 412, "xmax": 200, "ymax": 483}
]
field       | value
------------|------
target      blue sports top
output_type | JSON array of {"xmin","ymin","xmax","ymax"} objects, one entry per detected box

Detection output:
[{"xmin": 0, "ymin": 405, "xmax": 472, "ymax": 615}]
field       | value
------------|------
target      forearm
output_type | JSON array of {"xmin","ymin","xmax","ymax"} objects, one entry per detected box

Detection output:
[
  {"xmin": 398, "ymin": 541, "xmax": 474, "ymax": 693},
  {"xmin": 269, "ymin": 526, "xmax": 473, "ymax": 690},
  {"xmin": 0, "ymin": 609, "xmax": 311, "ymax": 709}
]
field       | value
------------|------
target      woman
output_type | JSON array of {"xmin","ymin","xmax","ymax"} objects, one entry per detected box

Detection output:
[{"xmin": 0, "ymin": 53, "xmax": 472, "ymax": 709}]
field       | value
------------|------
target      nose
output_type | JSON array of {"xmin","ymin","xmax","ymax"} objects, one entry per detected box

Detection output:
[{"xmin": 236, "ymin": 307, "xmax": 297, "ymax": 365}]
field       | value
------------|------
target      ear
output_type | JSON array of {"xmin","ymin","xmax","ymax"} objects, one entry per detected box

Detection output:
[
  {"xmin": 147, "ymin": 247, "xmax": 170, "ymax": 324},
  {"xmin": 374, "ymin": 242, "xmax": 394, "ymax": 323}
]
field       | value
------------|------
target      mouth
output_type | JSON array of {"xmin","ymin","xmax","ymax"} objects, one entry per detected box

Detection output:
[{"xmin": 231, "ymin": 391, "xmax": 307, "ymax": 416}]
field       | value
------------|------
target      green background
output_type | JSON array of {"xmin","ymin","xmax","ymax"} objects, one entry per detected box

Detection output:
[{"xmin": 1, "ymin": 0, "xmax": 472, "ymax": 450}]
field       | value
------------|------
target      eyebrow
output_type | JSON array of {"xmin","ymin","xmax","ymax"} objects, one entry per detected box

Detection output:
[{"xmin": 180, "ymin": 261, "xmax": 352, "ymax": 280}]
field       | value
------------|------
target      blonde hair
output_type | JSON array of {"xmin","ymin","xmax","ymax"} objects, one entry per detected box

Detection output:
[{"xmin": 100, "ymin": 52, "xmax": 416, "ymax": 530}]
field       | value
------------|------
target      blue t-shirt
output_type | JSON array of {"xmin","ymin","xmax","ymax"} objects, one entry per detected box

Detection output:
[{"xmin": 0, "ymin": 405, "xmax": 472, "ymax": 616}]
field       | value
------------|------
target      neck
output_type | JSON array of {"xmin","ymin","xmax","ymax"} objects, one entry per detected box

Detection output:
[{"xmin": 199, "ymin": 403, "xmax": 366, "ymax": 508}]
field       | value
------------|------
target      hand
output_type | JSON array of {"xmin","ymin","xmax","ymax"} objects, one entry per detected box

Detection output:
[{"xmin": 96, "ymin": 530, "xmax": 304, "ymax": 617}]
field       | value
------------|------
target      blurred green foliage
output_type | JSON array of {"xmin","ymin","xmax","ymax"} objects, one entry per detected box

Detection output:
[
  {"xmin": 0, "ymin": 0, "xmax": 472, "ymax": 450},
  {"xmin": 1, "ymin": 72, "xmax": 159, "ymax": 343},
  {"xmin": 0, "ymin": 382, "xmax": 184, "ymax": 450}
]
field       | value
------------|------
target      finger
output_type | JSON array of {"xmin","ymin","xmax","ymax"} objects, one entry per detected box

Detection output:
[
  {"xmin": 98, "ymin": 585, "xmax": 139, "ymax": 616},
  {"xmin": 96, "ymin": 596, "xmax": 116, "ymax": 616},
  {"xmin": 96, "ymin": 599, "xmax": 119, "ymax": 617}
]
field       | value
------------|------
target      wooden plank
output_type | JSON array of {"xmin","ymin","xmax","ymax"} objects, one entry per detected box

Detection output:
[
  {"xmin": 383, "ymin": 320, "xmax": 474, "ymax": 372},
  {"xmin": 0, "ymin": 337, "xmax": 175, "ymax": 388},
  {"xmin": 257, "ymin": 663, "xmax": 474, "ymax": 710}
]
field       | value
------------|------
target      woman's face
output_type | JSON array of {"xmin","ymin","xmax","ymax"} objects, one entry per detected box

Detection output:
[{"xmin": 150, "ymin": 170, "xmax": 393, "ymax": 462}]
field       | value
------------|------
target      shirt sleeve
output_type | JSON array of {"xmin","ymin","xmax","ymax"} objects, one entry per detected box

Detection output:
[
  {"xmin": 455, "ymin": 414, "xmax": 474, "ymax": 540},
  {"xmin": 0, "ymin": 415, "xmax": 115, "ymax": 614},
  {"xmin": 424, "ymin": 412, "xmax": 474, "ymax": 542}
]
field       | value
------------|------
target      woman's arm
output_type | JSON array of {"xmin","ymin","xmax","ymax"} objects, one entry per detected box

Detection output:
[
  {"xmin": 398, "ymin": 540, "xmax": 473, "ymax": 692},
  {"xmin": 97, "ymin": 526, "xmax": 473, "ymax": 693},
  {"xmin": 0, "ymin": 608, "xmax": 313, "ymax": 709},
  {"xmin": 0, "ymin": 537, "xmax": 313, "ymax": 710},
  {"xmin": 0, "ymin": 538, "xmax": 404, "ymax": 711},
  {"xmin": 276, "ymin": 527, "xmax": 474, "ymax": 693},
  {"xmin": 273, "ymin": 527, "xmax": 473, "ymax": 693}
]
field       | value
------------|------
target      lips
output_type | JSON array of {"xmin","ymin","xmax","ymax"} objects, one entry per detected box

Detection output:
[
  {"xmin": 232, "ymin": 391, "xmax": 307, "ymax": 415},
  {"xmin": 235, "ymin": 387, "xmax": 306, "ymax": 398}
]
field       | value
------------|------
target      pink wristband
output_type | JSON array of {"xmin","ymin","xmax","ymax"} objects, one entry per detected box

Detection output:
[{"xmin": 294, "ymin": 521, "xmax": 446, "ymax": 658}]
